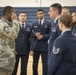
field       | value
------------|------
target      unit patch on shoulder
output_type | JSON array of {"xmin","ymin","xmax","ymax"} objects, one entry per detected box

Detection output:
[{"xmin": 3, "ymin": 26, "xmax": 10, "ymax": 34}]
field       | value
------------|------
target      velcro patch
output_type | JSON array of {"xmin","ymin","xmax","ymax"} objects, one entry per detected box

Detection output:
[{"xmin": 4, "ymin": 26, "xmax": 10, "ymax": 34}]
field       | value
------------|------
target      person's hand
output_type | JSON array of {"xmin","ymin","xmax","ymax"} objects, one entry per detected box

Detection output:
[
  {"xmin": 11, "ymin": 12, "xmax": 17, "ymax": 20},
  {"xmin": 37, "ymin": 35, "xmax": 43, "ymax": 40},
  {"xmin": 35, "ymin": 32, "xmax": 40, "ymax": 37},
  {"xmin": 29, "ymin": 51, "xmax": 34, "ymax": 56},
  {"xmin": 35, "ymin": 32, "xmax": 43, "ymax": 40}
]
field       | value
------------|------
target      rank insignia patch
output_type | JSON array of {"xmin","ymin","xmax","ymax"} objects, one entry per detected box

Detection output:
[{"xmin": 52, "ymin": 46, "xmax": 60, "ymax": 54}]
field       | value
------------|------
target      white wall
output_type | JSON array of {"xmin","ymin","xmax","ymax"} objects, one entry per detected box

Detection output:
[{"xmin": 0, "ymin": 0, "xmax": 76, "ymax": 7}]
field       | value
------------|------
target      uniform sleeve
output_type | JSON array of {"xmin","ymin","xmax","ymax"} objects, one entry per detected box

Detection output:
[
  {"xmin": 47, "ymin": 39, "xmax": 64, "ymax": 75},
  {"xmin": 42, "ymin": 22, "xmax": 52, "ymax": 40},
  {"xmin": 56, "ymin": 24, "xmax": 62, "ymax": 36},
  {"xmin": 48, "ymin": 23, "xmax": 61, "ymax": 52},
  {"xmin": 50, "ymin": 24, "xmax": 61, "ymax": 42},
  {"xmin": 0, "ymin": 20, "xmax": 20, "ymax": 39},
  {"xmin": 30, "ymin": 26, "xmax": 35, "ymax": 51}
]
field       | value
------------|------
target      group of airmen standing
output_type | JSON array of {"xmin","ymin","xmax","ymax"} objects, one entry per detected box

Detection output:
[{"xmin": 0, "ymin": 3, "xmax": 76, "ymax": 75}]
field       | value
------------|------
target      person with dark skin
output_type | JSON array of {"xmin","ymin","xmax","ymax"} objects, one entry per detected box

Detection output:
[{"xmin": 0, "ymin": 6, "xmax": 20, "ymax": 75}]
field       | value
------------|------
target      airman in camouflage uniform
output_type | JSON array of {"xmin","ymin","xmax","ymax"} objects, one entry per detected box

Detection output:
[{"xmin": 0, "ymin": 6, "xmax": 20, "ymax": 75}]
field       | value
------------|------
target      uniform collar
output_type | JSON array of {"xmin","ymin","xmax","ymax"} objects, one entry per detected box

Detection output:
[
  {"xmin": 19, "ymin": 22, "xmax": 26, "ymax": 28},
  {"xmin": 61, "ymin": 29, "xmax": 71, "ymax": 35},
  {"xmin": 54, "ymin": 16, "xmax": 60, "ymax": 23},
  {"xmin": 39, "ymin": 18, "xmax": 45, "ymax": 25}
]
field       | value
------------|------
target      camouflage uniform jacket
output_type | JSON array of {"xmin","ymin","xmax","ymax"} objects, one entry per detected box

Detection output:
[{"xmin": 0, "ymin": 18, "xmax": 20, "ymax": 72}]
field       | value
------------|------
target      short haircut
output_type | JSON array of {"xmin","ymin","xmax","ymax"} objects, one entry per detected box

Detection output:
[
  {"xmin": 37, "ymin": 9, "xmax": 44, "ymax": 13},
  {"xmin": 18, "ymin": 12, "xmax": 26, "ymax": 16},
  {"xmin": 62, "ymin": 6, "xmax": 69, "ymax": 10},
  {"xmin": 3, "ymin": 6, "xmax": 14, "ymax": 16},
  {"xmin": 50, "ymin": 3, "xmax": 62, "ymax": 15}
]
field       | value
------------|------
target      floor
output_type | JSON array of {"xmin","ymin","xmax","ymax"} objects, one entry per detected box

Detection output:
[{"xmin": 17, "ymin": 56, "xmax": 42, "ymax": 75}]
